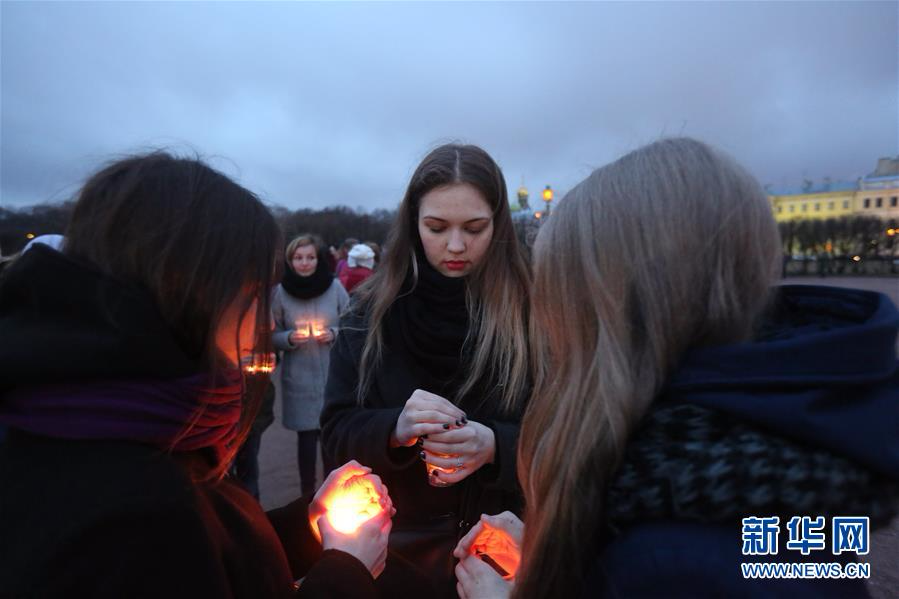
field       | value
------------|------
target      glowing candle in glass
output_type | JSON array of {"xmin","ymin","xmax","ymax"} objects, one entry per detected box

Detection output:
[
  {"xmin": 425, "ymin": 452, "xmax": 459, "ymax": 488},
  {"xmin": 324, "ymin": 474, "xmax": 384, "ymax": 534},
  {"xmin": 469, "ymin": 523, "xmax": 520, "ymax": 580},
  {"xmin": 311, "ymin": 320, "xmax": 327, "ymax": 339},
  {"xmin": 295, "ymin": 321, "xmax": 312, "ymax": 340}
]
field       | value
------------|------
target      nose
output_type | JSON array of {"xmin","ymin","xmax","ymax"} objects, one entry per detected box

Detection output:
[{"xmin": 447, "ymin": 230, "xmax": 466, "ymax": 254}]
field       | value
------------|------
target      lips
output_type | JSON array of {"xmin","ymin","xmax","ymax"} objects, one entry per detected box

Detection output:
[{"xmin": 444, "ymin": 260, "xmax": 469, "ymax": 271}]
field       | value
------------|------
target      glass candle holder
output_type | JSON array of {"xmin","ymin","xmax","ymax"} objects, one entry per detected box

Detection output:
[{"xmin": 425, "ymin": 452, "xmax": 458, "ymax": 487}]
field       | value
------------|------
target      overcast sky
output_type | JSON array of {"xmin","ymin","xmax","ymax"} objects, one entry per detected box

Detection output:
[{"xmin": 2, "ymin": 1, "xmax": 897, "ymax": 211}]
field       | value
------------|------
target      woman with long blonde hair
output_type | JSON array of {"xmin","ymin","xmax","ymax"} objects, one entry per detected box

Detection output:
[
  {"xmin": 455, "ymin": 138, "xmax": 899, "ymax": 598},
  {"xmin": 321, "ymin": 143, "xmax": 531, "ymax": 597}
]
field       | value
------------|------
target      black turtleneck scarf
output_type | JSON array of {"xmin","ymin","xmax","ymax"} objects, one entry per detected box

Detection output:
[
  {"xmin": 280, "ymin": 250, "xmax": 334, "ymax": 300},
  {"xmin": 385, "ymin": 253, "xmax": 471, "ymax": 391}
]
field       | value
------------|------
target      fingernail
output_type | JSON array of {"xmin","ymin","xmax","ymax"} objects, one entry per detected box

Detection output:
[
  {"xmin": 421, "ymin": 434, "xmax": 428, "ymax": 439},
  {"xmin": 419, "ymin": 451, "xmax": 426, "ymax": 460},
  {"xmin": 455, "ymin": 419, "xmax": 462, "ymax": 426},
  {"xmin": 443, "ymin": 423, "xmax": 451, "ymax": 430},
  {"xmin": 416, "ymin": 437, "xmax": 424, "ymax": 446},
  {"xmin": 461, "ymin": 418, "xmax": 468, "ymax": 425}
]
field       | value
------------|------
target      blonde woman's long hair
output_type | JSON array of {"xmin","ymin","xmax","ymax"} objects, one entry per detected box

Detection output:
[
  {"xmin": 352, "ymin": 144, "xmax": 531, "ymax": 414},
  {"xmin": 515, "ymin": 138, "xmax": 781, "ymax": 598}
]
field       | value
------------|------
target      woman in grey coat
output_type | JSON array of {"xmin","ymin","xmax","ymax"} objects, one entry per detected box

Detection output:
[{"xmin": 272, "ymin": 234, "xmax": 350, "ymax": 496}]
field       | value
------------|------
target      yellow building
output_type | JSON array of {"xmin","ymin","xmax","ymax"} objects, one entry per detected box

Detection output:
[
  {"xmin": 768, "ymin": 180, "xmax": 857, "ymax": 222},
  {"xmin": 768, "ymin": 157, "xmax": 899, "ymax": 223},
  {"xmin": 856, "ymin": 174, "xmax": 899, "ymax": 221}
]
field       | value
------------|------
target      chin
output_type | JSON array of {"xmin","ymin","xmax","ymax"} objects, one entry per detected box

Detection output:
[{"xmin": 439, "ymin": 267, "xmax": 469, "ymax": 278}]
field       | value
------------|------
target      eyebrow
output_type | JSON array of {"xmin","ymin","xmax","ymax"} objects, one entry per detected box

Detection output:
[{"xmin": 421, "ymin": 216, "xmax": 491, "ymax": 224}]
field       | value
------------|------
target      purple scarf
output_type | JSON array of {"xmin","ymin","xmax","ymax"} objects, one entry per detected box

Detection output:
[{"xmin": 0, "ymin": 370, "xmax": 243, "ymax": 463}]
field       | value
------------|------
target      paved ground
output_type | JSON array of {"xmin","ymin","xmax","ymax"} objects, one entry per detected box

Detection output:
[{"xmin": 257, "ymin": 276, "xmax": 898, "ymax": 596}]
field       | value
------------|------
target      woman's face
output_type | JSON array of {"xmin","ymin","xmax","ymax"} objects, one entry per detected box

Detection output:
[
  {"xmin": 291, "ymin": 244, "xmax": 318, "ymax": 277},
  {"xmin": 417, "ymin": 183, "xmax": 494, "ymax": 278}
]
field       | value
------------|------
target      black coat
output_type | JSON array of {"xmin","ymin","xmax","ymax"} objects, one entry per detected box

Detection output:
[
  {"xmin": 0, "ymin": 245, "xmax": 377, "ymax": 598},
  {"xmin": 321, "ymin": 309, "xmax": 524, "ymax": 597},
  {"xmin": 0, "ymin": 429, "xmax": 377, "ymax": 598}
]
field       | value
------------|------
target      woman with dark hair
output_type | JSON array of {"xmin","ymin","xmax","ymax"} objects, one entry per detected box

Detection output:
[
  {"xmin": 321, "ymin": 143, "xmax": 532, "ymax": 597},
  {"xmin": 0, "ymin": 153, "xmax": 392, "ymax": 597},
  {"xmin": 455, "ymin": 138, "xmax": 899, "ymax": 598},
  {"xmin": 274, "ymin": 233, "xmax": 350, "ymax": 497}
]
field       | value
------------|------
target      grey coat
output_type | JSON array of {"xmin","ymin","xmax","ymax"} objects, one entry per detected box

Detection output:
[{"xmin": 272, "ymin": 280, "xmax": 350, "ymax": 431}]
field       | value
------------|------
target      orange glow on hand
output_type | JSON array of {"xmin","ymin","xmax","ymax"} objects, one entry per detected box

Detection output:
[
  {"xmin": 323, "ymin": 474, "xmax": 384, "ymax": 535},
  {"xmin": 469, "ymin": 523, "xmax": 520, "ymax": 579}
]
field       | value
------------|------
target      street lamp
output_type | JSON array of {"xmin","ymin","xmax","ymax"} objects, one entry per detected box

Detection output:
[{"xmin": 542, "ymin": 185, "xmax": 553, "ymax": 217}]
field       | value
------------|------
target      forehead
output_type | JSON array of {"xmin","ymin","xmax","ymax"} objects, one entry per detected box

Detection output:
[
  {"xmin": 419, "ymin": 183, "xmax": 492, "ymax": 220},
  {"xmin": 292, "ymin": 244, "xmax": 316, "ymax": 256}
]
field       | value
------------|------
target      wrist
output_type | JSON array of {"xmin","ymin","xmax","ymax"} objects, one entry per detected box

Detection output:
[
  {"xmin": 389, "ymin": 427, "xmax": 402, "ymax": 448},
  {"xmin": 480, "ymin": 423, "xmax": 496, "ymax": 464}
]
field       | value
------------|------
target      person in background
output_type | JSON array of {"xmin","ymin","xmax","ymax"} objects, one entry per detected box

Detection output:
[
  {"xmin": 364, "ymin": 241, "xmax": 382, "ymax": 268},
  {"xmin": 339, "ymin": 243, "xmax": 376, "ymax": 293},
  {"xmin": 273, "ymin": 234, "xmax": 350, "ymax": 497},
  {"xmin": 454, "ymin": 138, "xmax": 899, "ymax": 598},
  {"xmin": 0, "ymin": 153, "xmax": 392, "ymax": 597},
  {"xmin": 322, "ymin": 143, "xmax": 531, "ymax": 598},
  {"xmin": 335, "ymin": 238, "xmax": 360, "ymax": 279}
]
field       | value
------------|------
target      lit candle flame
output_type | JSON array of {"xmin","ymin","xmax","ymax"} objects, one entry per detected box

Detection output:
[
  {"xmin": 295, "ymin": 321, "xmax": 312, "ymax": 339},
  {"xmin": 243, "ymin": 353, "xmax": 276, "ymax": 374},
  {"xmin": 325, "ymin": 474, "xmax": 384, "ymax": 534}
]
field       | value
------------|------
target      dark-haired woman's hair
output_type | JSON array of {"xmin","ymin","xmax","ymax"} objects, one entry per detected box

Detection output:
[
  {"xmin": 64, "ymin": 152, "xmax": 281, "ymax": 477},
  {"xmin": 353, "ymin": 143, "xmax": 531, "ymax": 414}
]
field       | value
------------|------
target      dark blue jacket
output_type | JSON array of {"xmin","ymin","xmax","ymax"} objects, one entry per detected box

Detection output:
[{"xmin": 592, "ymin": 285, "xmax": 899, "ymax": 598}]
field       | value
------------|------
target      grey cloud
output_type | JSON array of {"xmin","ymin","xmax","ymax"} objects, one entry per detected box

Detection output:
[{"xmin": 2, "ymin": 1, "xmax": 896, "ymax": 210}]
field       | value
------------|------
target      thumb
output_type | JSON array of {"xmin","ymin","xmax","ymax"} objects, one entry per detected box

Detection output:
[{"xmin": 317, "ymin": 513, "xmax": 340, "ymax": 548}]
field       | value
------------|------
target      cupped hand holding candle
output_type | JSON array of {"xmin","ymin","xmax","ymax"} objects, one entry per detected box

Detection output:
[
  {"xmin": 312, "ymin": 321, "xmax": 334, "ymax": 343},
  {"xmin": 454, "ymin": 511, "xmax": 522, "ymax": 580},
  {"xmin": 307, "ymin": 461, "xmax": 394, "ymax": 578},
  {"xmin": 308, "ymin": 460, "xmax": 394, "ymax": 540}
]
